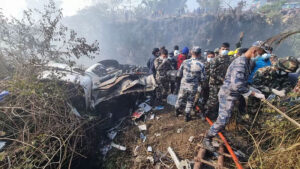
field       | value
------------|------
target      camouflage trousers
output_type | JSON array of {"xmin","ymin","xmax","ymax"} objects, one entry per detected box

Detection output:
[
  {"xmin": 175, "ymin": 83, "xmax": 197, "ymax": 114},
  {"xmin": 207, "ymin": 88, "xmax": 238, "ymax": 137},
  {"xmin": 205, "ymin": 85, "xmax": 222, "ymax": 118},
  {"xmin": 156, "ymin": 78, "xmax": 169, "ymax": 102}
]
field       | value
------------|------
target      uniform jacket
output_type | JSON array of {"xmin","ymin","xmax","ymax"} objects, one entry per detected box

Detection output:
[
  {"xmin": 221, "ymin": 55, "xmax": 251, "ymax": 97},
  {"xmin": 177, "ymin": 58, "xmax": 206, "ymax": 88},
  {"xmin": 154, "ymin": 56, "xmax": 173, "ymax": 81},
  {"xmin": 209, "ymin": 55, "xmax": 231, "ymax": 86}
]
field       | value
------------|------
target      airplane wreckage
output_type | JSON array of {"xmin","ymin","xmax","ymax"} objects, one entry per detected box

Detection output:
[{"xmin": 39, "ymin": 59, "xmax": 157, "ymax": 116}]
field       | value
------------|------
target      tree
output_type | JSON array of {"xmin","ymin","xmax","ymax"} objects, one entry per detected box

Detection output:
[
  {"xmin": 0, "ymin": 0, "xmax": 99, "ymax": 69},
  {"xmin": 196, "ymin": 0, "xmax": 221, "ymax": 13},
  {"xmin": 140, "ymin": 0, "xmax": 187, "ymax": 15}
]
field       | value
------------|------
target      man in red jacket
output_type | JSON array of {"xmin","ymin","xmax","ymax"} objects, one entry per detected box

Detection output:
[
  {"xmin": 177, "ymin": 47, "xmax": 189, "ymax": 70},
  {"xmin": 175, "ymin": 47, "xmax": 189, "ymax": 94}
]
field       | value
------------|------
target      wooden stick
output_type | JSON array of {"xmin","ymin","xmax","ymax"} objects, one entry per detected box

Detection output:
[
  {"xmin": 193, "ymin": 147, "xmax": 206, "ymax": 169},
  {"xmin": 218, "ymin": 144, "xmax": 224, "ymax": 169},
  {"xmin": 262, "ymin": 99, "xmax": 300, "ymax": 129}
]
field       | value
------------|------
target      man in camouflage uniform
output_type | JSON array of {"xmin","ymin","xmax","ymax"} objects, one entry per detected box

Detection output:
[
  {"xmin": 203, "ymin": 46, "xmax": 267, "ymax": 152},
  {"xmin": 252, "ymin": 56, "xmax": 299, "ymax": 97},
  {"xmin": 194, "ymin": 51, "xmax": 215, "ymax": 114},
  {"xmin": 154, "ymin": 48, "xmax": 173, "ymax": 102},
  {"xmin": 204, "ymin": 43, "xmax": 232, "ymax": 120},
  {"xmin": 175, "ymin": 46, "xmax": 206, "ymax": 122}
]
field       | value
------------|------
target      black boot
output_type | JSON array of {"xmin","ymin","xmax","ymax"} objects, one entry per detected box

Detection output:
[
  {"xmin": 185, "ymin": 113, "xmax": 191, "ymax": 122},
  {"xmin": 202, "ymin": 135, "xmax": 216, "ymax": 152},
  {"xmin": 175, "ymin": 109, "xmax": 180, "ymax": 117}
]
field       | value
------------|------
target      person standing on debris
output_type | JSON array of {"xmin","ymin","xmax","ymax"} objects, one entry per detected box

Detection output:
[
  {"xmin": 204, "ymin": 43, "xmax": 232, "ymax": 120},
  {"xmin": 252, "ymin": 56, "xmax": 299, "ymax": 97},
  {"xmin": 203, "ymin": 46, "xmax": 267, "ymax": 152},
  {"xmin": 175, "ymin": 46, "xmax": 206, "ymax": 122},
  {"xmin": 154, "ymin": 48, "xmax": 173, "ymax": 103},
  {"xmin": 147, "ymin": 48, "xmax": 160, "ymax": 76}
]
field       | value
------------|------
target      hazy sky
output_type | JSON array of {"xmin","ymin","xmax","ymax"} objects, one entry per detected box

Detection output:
[{"xmin": 1, "ymin": 0, "xmax": 244, "ymax": 18}]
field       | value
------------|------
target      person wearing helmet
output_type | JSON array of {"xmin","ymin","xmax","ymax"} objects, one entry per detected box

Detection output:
[
  {"xmin": 203, "ymin": 46, "xmax": 266, "ymax": 152},
  {"xmin": 147, "ymin": 48, "xmax": 160, "ymax": 75},
  {"xmin": 252, "ymin": 56, "xmax": 299, "ymax": 97},
  {"xmin": 175, "ymin": 46, "xmax": 206, "ymax": 122},
  {"xmin": 204, "ymin": 42, "xmax": 232, "ymax": 120}
]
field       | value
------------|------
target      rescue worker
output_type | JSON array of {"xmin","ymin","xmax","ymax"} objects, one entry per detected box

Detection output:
[
  {"xmin": 147, "ymin": 48, "xmax": 159, "ymax": 75},
  {"xmin": 204, "ymin": 43, "xmax": 232, "ymax": 120},
  {"xmin": 252, "ymin": 56, "xmax": 299, "ymax": 97},
  {"xmin": 195, "ymin": 51, "xmax": 215, "ymax": 115},
  {"xmin": 154, "ymin": 48, "xmax": 173, "ymax": 102},
  {"xmin": 203, "ymin": 46, "xmax": 267, "ymax": 152},
  {"xmin": 168, "ymin": 51, "xmax": 177, "ymax": 94},
  {"xmin": 175, "ymin": 46, "xmax": 206, "ymax": 122}
]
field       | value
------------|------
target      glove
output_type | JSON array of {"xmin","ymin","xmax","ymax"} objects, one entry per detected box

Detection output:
[
  {"xmin": 254, "ymin": 92, "xmax": 265, "ymax": 100},
  {"xmin": 271, "ymin": 89, "xmax": 286, "ymax": 97}
]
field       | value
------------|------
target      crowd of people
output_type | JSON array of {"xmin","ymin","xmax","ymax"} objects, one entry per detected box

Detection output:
[{"xmin": 147, "ymin": 41, "xmax": 299, "ymax": 152}]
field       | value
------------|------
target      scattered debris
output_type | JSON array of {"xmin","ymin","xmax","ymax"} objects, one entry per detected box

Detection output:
[
  {"xmin": 0, "ymin": 91, "xmax": 9, "ymax": 101},
  {"xmin": 107, "ymin": 130, "xmax": 118, "ymax": 140},
  {"xmin": 177, "ymin": 128, "xmax": 183, "ymax": 134},
  {"xmin": 0, "ymin": 141, "xmax": 6, "ymax": 150},
  {"xmin": 147, "ymin": 146, "xmax": 153, "ymax": 152},
  {"xmin": 147, "ymin": 156, "xmax": 155, "ymax": 164},
  {"xmin": 168, "ymin": 147, "xmax": 192, "ymax": 169},
  {"xmin": 139, "ymin": 102, "xmax": 152, "ymax": 113},
  {"xmin": 100, "ymin": 145, "xmax": 112, "ymax": 156},
  {"xmin": 150, "ymin": 114, "xmax": 155, "ymax": 120},
  {"xmin": 133, "ymin": 146, "xmax": 140, "ymax": 156},
  {"xmin": 154, "ymin": 133, "xmax": 161, "ymax": 137},
  {"xmin": 138, "ymin": 124, "xmax": 147, "ymax": 131},
  {"xmin": 132, "ymin": 110, "xmax": 144, "ymax": 120},
  {"xmin": 188, "ymin": 136, "xmax": 195, "ymax": 142},
  {"xmin": 140, "ymin": 133, "xmax": 147, "ymax": 142},
  {"xmin": 167, "ymin": 94, "xmax": 177, "ymax": 106},
  {"xmin": 153, "ymin": 106, "xmax": 164, "ymax": 111},
  {"xmin": 111, "ymin": 142, "xmax": 126, "ymax": 151}
]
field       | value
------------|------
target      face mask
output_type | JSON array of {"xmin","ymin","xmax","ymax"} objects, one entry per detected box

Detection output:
[
  {"xmin": 207, "ymin": 58, "xmax": 214, "ymax": 63},
  {"xmin": 220, "ymin": 50, "xmax": 229, "ymax": 56},
  {"xmin": 251, "ymin": 52, "xmax": 261, "ymax": 61},
  {"xmin": 262, "ymin": 53, "xmax": 271, "ymax": 59}
]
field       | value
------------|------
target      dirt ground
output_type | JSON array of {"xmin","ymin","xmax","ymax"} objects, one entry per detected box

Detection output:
[{"xmin": 102, "ymin": 103, "xmax": 221, "ymax": 169}]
